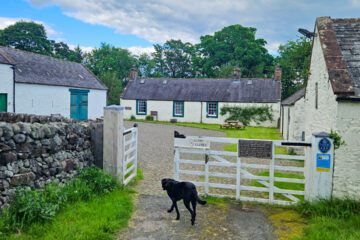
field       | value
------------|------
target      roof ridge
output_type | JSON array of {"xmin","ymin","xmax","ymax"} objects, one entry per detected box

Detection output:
[
  {"xmin": 140, "ymin": 77, "xmax": 274, "ymax": 81},
  {"xmin": 0, "ymin": 46, "xmax": 84, "ymax": 66},
  {"xmin": 0, "ymin": 48, "xmax": 15, "ymax": 64}
]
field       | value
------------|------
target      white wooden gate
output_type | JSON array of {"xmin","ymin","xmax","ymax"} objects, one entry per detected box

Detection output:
[
  {"xmin": 174, "ymin": 134, "xmax": 311, "ymax": 205},
  {"xmin": 122, "ymin": 127, "xmax": 138, "ymax": 185}
]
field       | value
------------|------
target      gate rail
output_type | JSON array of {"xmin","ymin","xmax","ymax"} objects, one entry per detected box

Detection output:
[
  {"xmin": 174, "ymin": 135, "xmax": 311, "ymax": 205},
  {"xmin": 122, "ymin": 126, "xmax": 138, "ymax": 185}
]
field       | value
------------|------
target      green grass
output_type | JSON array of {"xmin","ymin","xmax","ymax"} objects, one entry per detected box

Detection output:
[
  {"xmin": 295, "ymin": 199, "xmax": 360, "ymax": 240},
  {"xmin": 2, "ymin": 188, "xmax": 134, "ymax": 240},
  {"xmin": 0, "ymin": 168, "xmax": 143, "ymax": 240}
]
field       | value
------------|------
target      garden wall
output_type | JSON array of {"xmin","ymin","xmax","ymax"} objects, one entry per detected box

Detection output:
[{"xmin": 0, "ymin": 113, "xmax": 103, "ymax": 208}]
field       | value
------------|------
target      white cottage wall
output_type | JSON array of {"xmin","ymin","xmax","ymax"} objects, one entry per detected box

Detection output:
[
  {"xmin": 121, "ymin": 98, "xmax": 280, "ymax": 127},
  {"xmin": 333, "ymin": 102, "xmax": 360, "ymax": 198},
  {"xmin": 304, "ymin": 27, "xmax": 338, "ymax": 140},
  {"xmin": 15, "ymin": 83, "xmax": 106, "ymax": 119},
  {"xmin": 291, "ymin": 98, "xmax": 305, "ymax": 140},
  {"xmin": 0, "ymin": 64, "xmax": 14, "ymax": 112}
]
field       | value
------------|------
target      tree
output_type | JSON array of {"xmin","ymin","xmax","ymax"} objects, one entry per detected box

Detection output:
[
  {"xmin": 0, "ymin": 21, "xmax": 52, "ymax": 55},
  {"xmin": 136, "ymin": 53, "xmax": 157, "ymax": 77},
  {"xmin": 152, "ymin": 40, "xmax": 195, "ymax": 77},
  {"xmin": 196, "ymin": 25, "xmax": 274, "ymax": 78},
  {"xmin": 51, "ymin": 42, "xmax": 84, "ymax": 63},
  {"xmin": 86, "ymin": 43, "xmax": 136, "ymax": 104},
  {"xmin": 276, "ymin": 37, "xmax": 312, "ymax": 99}
]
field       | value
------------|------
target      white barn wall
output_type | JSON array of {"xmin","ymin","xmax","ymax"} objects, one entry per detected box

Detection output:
[
  {"xmin": 333, "ymin": 102, "xmax": 360, "ymax": 198},
  {"xmin": 282, "ymin": 98, "xmax": 305, "ymax": 141},
  {"xmin": 304, "ymin": 27, "xmax": 338, "ymax": 140},
  {"xmin": 121, "ymin": 98, "xmax": 280, "ymax": 127},
  {"xmin": 15, "ymin": 83, "xmax": 106, "ymax": 119},
  {"xmin": 0, "ymin": 64, "xmax": 14, "ymax": 112},
  {"xmin": 281, "ymin": 106, "xmax": 290, "ymax": 140}
]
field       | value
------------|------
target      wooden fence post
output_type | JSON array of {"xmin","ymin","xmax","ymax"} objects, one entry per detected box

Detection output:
[{"xmin": 103, "ymin": 105, "xmax": 125, "ymax": 183}]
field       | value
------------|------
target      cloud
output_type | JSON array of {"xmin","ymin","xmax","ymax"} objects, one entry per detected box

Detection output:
[
  {"xmin": 127, "ymin": 46, "xmax": 155, "ymax": 56},
  {"xmin": 0, "ymin": 17, "xmax": 61, "ymax": 39},
  {"xmin": 28, "ymin": 0, "xmax": 357, "ymax": 54}
]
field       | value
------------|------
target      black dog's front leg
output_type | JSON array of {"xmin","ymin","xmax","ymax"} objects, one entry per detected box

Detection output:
[
  {"xmin": 174, "ymin": 201, "xmax": 180, "ymax": 220},
  {"xmin": 167, "ymin": 202, "xmax": 175, "ymax": 213}
]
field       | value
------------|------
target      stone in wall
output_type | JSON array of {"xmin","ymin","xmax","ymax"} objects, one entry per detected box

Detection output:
[{"xmin": 0, "ymin": 116, "xmax": 98, "ymax": 208}]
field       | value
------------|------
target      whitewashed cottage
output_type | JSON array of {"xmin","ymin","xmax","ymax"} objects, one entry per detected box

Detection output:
[
  {"xmin": 280, "ymin": 88, "xmax": 305, "ymax": 140},
  {"xmin": 304, "ymin": 17, "xmax": 360, "ymax": 198},
  {"xmin": 121, "ymin": 68, "xmax": 282, "ymax": 127},
  {"xmin": 0, "ymin": 47, "xmax": 107, "ymax": 120}
]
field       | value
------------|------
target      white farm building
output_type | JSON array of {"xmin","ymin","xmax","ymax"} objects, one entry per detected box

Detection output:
[
  {"xmin": 0, "ymin": 47, "xmax": 107, "ymax": 120},
  {"xmin": 280, "ymin": 88, "xmax": 305, "ymax": 141},
  {"xmin": 121, "ymin": 69, "xmax": 282, "ymax": 127},
  {"xmin": 303, "ymin": 17, "xmax": 360, "ymax": 198}
]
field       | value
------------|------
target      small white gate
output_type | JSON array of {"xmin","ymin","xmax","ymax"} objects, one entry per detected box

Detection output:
[
  {"xmin": 174, "ymin": 134, "xmax": 311, "ymax": 205},
  {"xmin": 122, "ymin": 127, "xmax": 138, "ymax": 185}
]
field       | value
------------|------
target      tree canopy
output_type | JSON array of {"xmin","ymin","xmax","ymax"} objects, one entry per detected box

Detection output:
[
  {"xmin": 85, "ymin": 43, "xmax": 137, "ymax": 105},
  {"xmin": 0, "ymin": 21, "xmax": 84, "ymax": 63},
  {"xmin": 276, "ymin": 37, "xmax": 312, "ymax": 99}
]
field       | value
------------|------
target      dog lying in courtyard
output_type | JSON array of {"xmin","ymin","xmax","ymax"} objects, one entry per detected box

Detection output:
[{"xmin": 161, "ymin": 178, "xmax": 207, "ymax": 225}]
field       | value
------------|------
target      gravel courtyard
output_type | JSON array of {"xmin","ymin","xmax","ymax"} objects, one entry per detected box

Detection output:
[{"xmin": 119, "ymin": 121, "xmax": 275, "ymax": 240}]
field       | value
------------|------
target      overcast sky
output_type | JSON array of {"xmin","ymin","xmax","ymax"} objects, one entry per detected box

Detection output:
[{"xmin": 1, "ymin": 0, "xmax": 360, "ymax": 55}]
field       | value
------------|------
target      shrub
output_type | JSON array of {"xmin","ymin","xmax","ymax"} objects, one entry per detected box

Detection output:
[
  {"xmin": 220, "ymin": 105, "xmax": 273, "ymax": 126},
  {"xmin": 63, "ymin": 178, "xmax": 93, "ymax": 202},
  {"xmin": 298, "ymin": 198, "xmax": 360, "ymax": 219},
  {"xmin": 145, "ymin": 115, "xmax": 154, "ymax": 121},
  {"xmin": 3, "ymin": 186, "xmax": 62, "ymax": 231},
  {"xmin": 77, "ymin": 167, "xmax": 119, "ymax": 195},
  {"xmin": 130, "ymin": 115, "xmax": 136, "ymax": 120}
]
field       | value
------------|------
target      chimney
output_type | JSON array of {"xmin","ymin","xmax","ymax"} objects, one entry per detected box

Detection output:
[
  {"xmin": 129, "ymin": 67, "xmax": 138, "ymax": 80},
  {"xmin": 274, "ymin": 65, "xmax": 282, "ymax": 81},
  {"xmin": 233, "ymin": 67, "xmax": 241, "ymax": 79}
]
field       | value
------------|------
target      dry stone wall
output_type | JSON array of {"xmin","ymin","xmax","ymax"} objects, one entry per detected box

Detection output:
[{"xmin": 0, "ymin": 113, "xmax": 97, "ymax": 208}]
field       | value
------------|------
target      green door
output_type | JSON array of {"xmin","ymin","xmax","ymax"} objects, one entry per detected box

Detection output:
[
  {"xmin": 0, "ymin": 94, "xmax": 7, "ymax": 112},
  {"xmin": 70, "ymin": 89, "xmax": 89, "ymax": 120}
]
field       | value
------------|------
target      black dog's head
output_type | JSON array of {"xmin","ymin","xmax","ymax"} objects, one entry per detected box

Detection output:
[{"xmin": 161, "ymin": 178, "xmax": 173, "ymax": 190}]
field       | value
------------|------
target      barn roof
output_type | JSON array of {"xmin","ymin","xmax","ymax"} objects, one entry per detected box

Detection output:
[
  {"xmin": 316, "ymin": 17, "xmax": 360, "ymax": 97},
  {"xmin": 0, "ymin": 47, "xmax": 107, "ymax": 90},
  {"xmin": 121, "ymin": 78, "xmax": 281, "ymax": 103},
  {"xmin": 281, "ymin": 88, "xmax": 305, "ymax": 106}
]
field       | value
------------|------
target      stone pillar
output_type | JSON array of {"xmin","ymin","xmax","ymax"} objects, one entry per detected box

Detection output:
[
  {"xmin": 305, "ymin": 132, "xmax": 334, "ymax": 201},
  {"xmin": 103, "ymin": 106, "xmax": 124, "ymax": 182}
]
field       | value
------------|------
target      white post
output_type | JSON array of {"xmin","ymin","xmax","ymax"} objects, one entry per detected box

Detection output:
[
  {"xmin": 236, "ymin": 142, "xmax": 241, "ymax": 200},
  {"xmin": 204, "ymin": 153, "xmax": 209, "ymax": 196},
  {"xmin": 103, "ymin": 105, "xmax": 125, "ymax": 183},
  {"xmin": 269, "ymin": 141, "xmax": 275, "ymax": 203},
  {"xmin": 305, "ymin": 132, "xmax": 334, "ymax": 201},
  {"xmin": 174, "ymin": 148, "xmax": 180, "ymax": 181}
]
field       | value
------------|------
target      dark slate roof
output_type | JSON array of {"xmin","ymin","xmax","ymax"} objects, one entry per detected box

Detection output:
[
  {"xmin": 121, "ymin": 78, "xmax": 281, "ymax": 103},
  {"xmin": 316, "ymin": 17, "xmax": 360, "ymax": 96},
  {"xmin": 281, "ymin": 88, "xmax": 305, "ymax": 106},
  {"xmin": 0, "ymin": 47, "xmax": 107, "ymax": 90}
]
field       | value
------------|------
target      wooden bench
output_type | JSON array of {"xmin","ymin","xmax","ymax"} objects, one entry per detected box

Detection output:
[{"xmin": 220, "ymin": 120, "xmax": 244, "ymax": 129}]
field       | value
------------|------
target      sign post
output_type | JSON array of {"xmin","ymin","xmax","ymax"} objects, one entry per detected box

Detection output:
[{"xmin": 305, "ymin": 132, "xmax": 334, "ymax": 201}]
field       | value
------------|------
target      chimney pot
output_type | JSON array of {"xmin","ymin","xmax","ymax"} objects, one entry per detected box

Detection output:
[
  {"xmin": 129, "ymin": 67, "xmax": 138, "ymax": 80},
  {"xmin": 274, "ymin": 65, "xmax": 282, "ymax": 81},
  {"xmin": 233, "ymin": 67, "xmax": 241, "ymax": 79}
]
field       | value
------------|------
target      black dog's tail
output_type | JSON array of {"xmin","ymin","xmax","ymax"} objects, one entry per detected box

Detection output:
[{"xmin": 195, "ymin": 192, "xmax": 207, "ymax": 205}]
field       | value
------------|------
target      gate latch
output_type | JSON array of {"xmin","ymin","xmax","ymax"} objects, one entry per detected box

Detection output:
[{"xmin": 205, "ymin": 154, "xmax": 209, "ymax": 164}]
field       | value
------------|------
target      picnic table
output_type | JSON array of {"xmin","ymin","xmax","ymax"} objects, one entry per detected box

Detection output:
[{"xmin": 220, "ymin": 120, "xmax": 244, "ymax": 129}]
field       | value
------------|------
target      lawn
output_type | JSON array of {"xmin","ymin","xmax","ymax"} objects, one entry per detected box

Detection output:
[{"xmin": 129, "ymin": 120, "xmax": 287, "ymax": 153}]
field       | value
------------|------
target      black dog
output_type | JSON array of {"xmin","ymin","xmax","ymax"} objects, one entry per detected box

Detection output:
[
  {"xmin": 174, "ymin": 131, "xmax": 186, "ymax": 138},
  {"xmin": 161, "ymin": 178, "xmax": 206, "ymax": 225}
]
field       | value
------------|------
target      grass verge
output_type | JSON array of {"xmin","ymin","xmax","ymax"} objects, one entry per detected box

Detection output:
[{"xmin": 0, "ymin": 167, "xmax": 143, "ymax": 240}]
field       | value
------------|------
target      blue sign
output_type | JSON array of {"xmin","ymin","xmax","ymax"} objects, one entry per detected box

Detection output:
[
  {"xmin": 318, "ymin": 138, "xmax": 331, "ymax": 153},
  {"xmin": 316, "ymin": 154, "xmax": 331, "ymax": 172}
]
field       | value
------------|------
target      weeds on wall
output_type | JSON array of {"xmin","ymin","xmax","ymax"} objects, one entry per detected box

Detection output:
[
  {"xmin": 220, "ymin": 105, "xmax": 273, "ymax": 126},
  {"xmin": 329, "ymin": 130, "xmax": 345, "ymax": 150}
]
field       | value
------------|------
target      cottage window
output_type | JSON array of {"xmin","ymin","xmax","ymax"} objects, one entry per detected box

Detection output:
[
  {"xmin": 136, "ymin": 100, "xmax": 147, "ymax": 115},
  {"xmin": 206, "ymin": 102, "xmax": 218, "ymax": 118},
  {"xmin": 173, "ymin": 101, "xmax": 184, "ymax": 117}
]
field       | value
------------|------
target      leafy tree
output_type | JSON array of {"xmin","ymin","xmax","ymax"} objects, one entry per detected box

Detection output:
[
  {"xmin": 51, "ymin": 41, "xmax": 83, "ymax": 63},
  {"xmin": 276, "ymin": 37, "xmax": 312, "ymax": 99},
  {"xmin": 220, "ymin": 105, "xmax": 273, "ymax": 126},
  {"xmin": 136, "ymin": 53, "xmax": 157, "ymax": 77},
  {"xmin": 196, "ymin": 25, "xmax": 274, "ymax": 78},
  {"xmin": 152, "ymin": 40, "xmax": 195, "ymax": 77},
  {"xmin": 86, "ymin": 43, "xmax": 136, "ymax": 104},
  {"xmin": 0, "ymin": 21, "xmax": 52, "ymax": 55}
]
